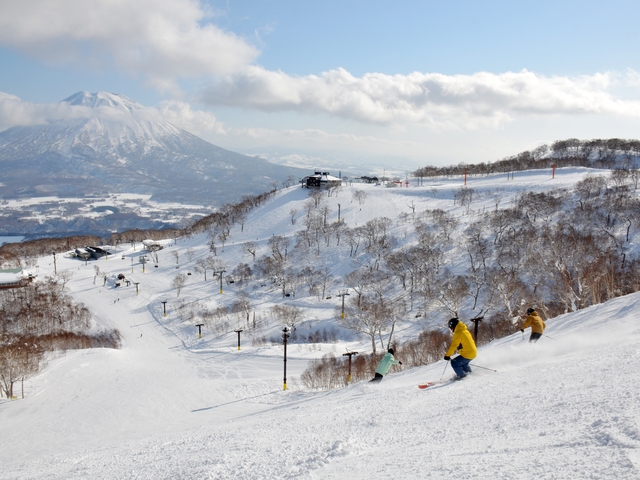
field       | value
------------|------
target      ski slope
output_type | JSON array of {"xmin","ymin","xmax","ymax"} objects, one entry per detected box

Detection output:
[{"xmin": 1, "ymin": 168, "xmax": 640, "ymax": 479}]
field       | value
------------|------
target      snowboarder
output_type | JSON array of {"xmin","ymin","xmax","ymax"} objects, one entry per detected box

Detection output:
[
  {"xmin": 521, "ymin": 307, "xmax": 545, "ymax": 342},
  {"xmin": 369, "ymin": 348, "xmax": 402, "ymax": 383},
  {"xmin": 444, "ymin": 318, "xmax": 477, "ymax": 380}
]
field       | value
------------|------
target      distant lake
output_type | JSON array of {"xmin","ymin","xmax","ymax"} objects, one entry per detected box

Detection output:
[
  {"xmin": 92, "ymin": 206, "xmax": 120, "ymax": 214},
  {"xmin": 0, "ymin": 236, "xmax": 25, "ymax": 247}
]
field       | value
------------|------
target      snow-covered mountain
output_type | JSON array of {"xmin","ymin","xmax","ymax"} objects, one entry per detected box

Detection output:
[{"xmin": 0, "ymin": 92, "xmax": 307, "ymax": 204}]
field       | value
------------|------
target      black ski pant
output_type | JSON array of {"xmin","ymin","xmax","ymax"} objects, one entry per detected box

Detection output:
[
  {"xmin": 529, "ymin": 332, "xmax": 542, "ymax": 343},
  {"xmin": 369, "ymin": 373, "xmax": 383, "ymax": 383}
]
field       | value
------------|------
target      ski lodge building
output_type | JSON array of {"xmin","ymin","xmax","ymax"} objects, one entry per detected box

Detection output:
[
  {"xmin": 142, "ymin": 239, "xmax": 164, "ymax": 252},
  {"xmin": 0, "ymin": 268, "xmax": 33, "ymax": 289},
  {"xmin": 302, "ymin": 171, "xmax": 342, "ymax": 189}
]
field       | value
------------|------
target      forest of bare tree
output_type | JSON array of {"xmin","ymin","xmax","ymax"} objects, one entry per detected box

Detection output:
[{"xmin": 0, "ymin": 278, "xmax": 120, "ymax": 399}]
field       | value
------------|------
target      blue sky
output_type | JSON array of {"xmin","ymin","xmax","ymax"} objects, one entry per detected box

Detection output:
[{"xmin": 1, "ymin": 0, "xmax": 639, "ymax": 170}]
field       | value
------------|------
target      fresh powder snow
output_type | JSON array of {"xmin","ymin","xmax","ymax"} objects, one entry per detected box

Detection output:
[{"xmin": 1, "ymin": 167, "xmax": 639, "ymax": 479}]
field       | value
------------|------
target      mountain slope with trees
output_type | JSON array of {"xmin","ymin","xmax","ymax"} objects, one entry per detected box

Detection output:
[{"xmin": 1, "ymin": 165, "xmax": 640, "ymax": 478}]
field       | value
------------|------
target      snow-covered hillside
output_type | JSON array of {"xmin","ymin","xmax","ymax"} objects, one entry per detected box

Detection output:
[{"xmin": 1, "ymin": 167, "xmax": 640, "ymax": 479}]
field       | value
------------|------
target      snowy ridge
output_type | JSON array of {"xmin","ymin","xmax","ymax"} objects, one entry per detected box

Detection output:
[
  {"xmin": 1, "ymin": 167, "xmax": 640, "ymax": 478},
  {"xmin": 63, "ymin": 92, "xmax": 145, "ymax": 112}
]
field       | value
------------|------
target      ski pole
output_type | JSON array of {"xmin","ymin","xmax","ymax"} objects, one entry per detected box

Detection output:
[
  {"xmin": 543, "ymin": 333, "xmax": 557, "ymax": 341},
  {"xmin": 439, "ymin": 360, "xmax": 450, "ymax": 381},
  {"xmin": 469, "ymin": 363, "xmax": 497, "ymax": 372}
]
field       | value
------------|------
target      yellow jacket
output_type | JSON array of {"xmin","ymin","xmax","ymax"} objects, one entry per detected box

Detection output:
[
  {"xmin": 445, "ymin": 322, "xmax": 477, "ymax": 360},
  {"xmin": 522, "ymin": 312, "xmax": 545, "ymax": 334}
]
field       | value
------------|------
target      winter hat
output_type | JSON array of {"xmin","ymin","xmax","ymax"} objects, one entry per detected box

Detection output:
[
  {"xmin": 388, "ymin": 348, "xmax": 394, "ymax": 355},
  {"xmin": 527, "ymin": 307, "xmax": 535, "ymax": 315},
  {"xmin": 448, "ymin": 318, "xmax": 459, "ymax": 331}
]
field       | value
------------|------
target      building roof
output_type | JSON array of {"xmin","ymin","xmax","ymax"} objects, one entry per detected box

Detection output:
[{"xmin": 0, "ymin": 268, "xmax": 23, "ymax": 285}]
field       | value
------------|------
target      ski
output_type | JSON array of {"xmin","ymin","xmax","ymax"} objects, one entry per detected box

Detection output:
[
  {"xmin": 419, "ymin": 378, "xmax": 463, "ymax": 389},
  {"xmin": 418, "ymin": 381, "xmax": 447, "ymax": 389}
]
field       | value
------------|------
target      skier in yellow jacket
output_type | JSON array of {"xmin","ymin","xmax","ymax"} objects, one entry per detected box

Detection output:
[
  {"xmin": 444, "ymin": 318, "xmax": 477, "ymax": 380},
  {"xmin": 521, "ymin": 307, "xmax": 545, "ymax": 342}
]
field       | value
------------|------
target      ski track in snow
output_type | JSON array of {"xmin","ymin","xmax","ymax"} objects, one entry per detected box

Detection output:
[{"xmin": 1, "ymin": 167, "xmax": 640, "ymax": 479}]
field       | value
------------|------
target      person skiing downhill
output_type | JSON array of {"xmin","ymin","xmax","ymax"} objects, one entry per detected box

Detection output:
[
  {"xmin": 444, "ymin": 318, "xmax": 477, "ymax": 380},
  {"xmin": 370, "ymin": 348, "xmax": 402, "ymax": 383},
  {"xmin": 521, "ymin": 307, "xmax": 545, "ymax": 342}
]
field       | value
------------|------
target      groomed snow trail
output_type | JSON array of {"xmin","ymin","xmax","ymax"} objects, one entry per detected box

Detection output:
[{"xmin": 3, "ymin": 292, "xmax": 640, "ymax": 479}]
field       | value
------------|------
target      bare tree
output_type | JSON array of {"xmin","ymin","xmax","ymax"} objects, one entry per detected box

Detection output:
[
  {"xmin": 454, "ymin": 187, "xmax": 475, "ymax": 214},
  {"xmin": 610, "ymin": 169, "xmax": 630, "ymax": 190},
  {"xmin": 339, "ymin": 294, "xmax": 391, "ymax": 354},
  {"xmin": 353, "ymin": 190, "xmax": 367, "ymax": 205},
  {"xmin": 207, "ymin": 257, "xmax": 227, "ymax": 276},
  {"xmin": 194, "ymin": 258, "xmax": 208, "ymax": 281},
  {"xmin": 56, "ymin": 270, "xmax": 74, "ymax": 290},
  {"xmin": 185, "ymin": 248, "xmax": 196, "ymax": 263},
  {"xmin": 218, "ymin": 231, "xmax": 229, "ymax": 251},
  {"xmin": 237, "ymin": 213, "xmax": 247, "ymax": 233},
  {"xmin": 230, "ymin": 263, "xmax": 252, "ymax": 286},
  {"xmin": 432, "ymin": 273, "xmax": 470, "ymax": 318},
  {"xmin": 171, "ymin": 273, "xmax": 187, "ymax": 297},
  {"xmin": 244, "ymin": 241, "xmax": 257, "ymax": 262},
  {"xmin": 327, "ymin": 184, "xmax": 342, "ymax": 197},
  {"xmin": 309, "ymin": 189, "xmax": 324, "ymax": 207},
  {"xmin": 207, "ymin": 233, "xmax": 217, "ymax": 256},
  {"xmin": 316, "ymin": 267, "xmax": 334, "ymax": 301},
  {"xmin": 270, "ymin": 304, "xmax": 304, "ymax": 330},
  {"xmin": 320, "ymin": 205, "xmax": 332, "ymax": 226},
  {"xmin": 344, "ymin": 227, "xmax": 363, "ymax": 257},
  {"xmin": 289, "ymin": 208, "xmax": 298, "ymax": 225},
  {"xmin": 304, "ymin": 197, "xmax": 315, "ymax": 217},
  {"xmin": 0, "ymin": 341, "xmax": 44, "ymax": 399},
  {"xmin": 268, "ymin": 235, "xmax": 290, "ymax": 263},
  {"xmin": 234, "ymin": 291, "xmax": 253, "ymax": 328},
  {"xmin": 486, "ymin": 266, "xmax": 529, "ymax": 322},
  {"xmin": 406, "ymin": 200, "xmax": 417, "ymax": 217},
  {"xmin": 426, "ymin": 209, "xmax": 459, "ymax": 242},
  {"xmin": 462, "ymin": 222, "xmax": 492, "ymax": 310}
]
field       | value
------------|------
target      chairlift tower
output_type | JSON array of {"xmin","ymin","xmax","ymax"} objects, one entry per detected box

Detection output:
[
  {"xmin": 336, "ymin": 290, "xmax": 350, "ymax": 318},
  {"xmin": 342, "ymin": 351, "xmax": 358, "ymax": 382},
  {"xmin": 214, "ymin": 269, "xmax": 226, "ymax": 294},
  {"xmin": 282, "ymin": 326, "xmax": 290, "ymax": 390}
]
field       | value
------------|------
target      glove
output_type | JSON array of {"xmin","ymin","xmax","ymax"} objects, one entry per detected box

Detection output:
[
  {"xmin": 444, "ymin": 356, "xmax": 451, "ymax": 361},
  {"xmin": 399, "ymin": 361, "xmax": 403, "ymax": 365},
  {"xmin": 520, "ymin": 329, "xmax": 524, "ymax": 333}
]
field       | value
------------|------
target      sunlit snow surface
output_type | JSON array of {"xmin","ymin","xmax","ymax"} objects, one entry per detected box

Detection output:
[{"xmin": 1, "ymin": 167, "xmax": 639, "ymax": 479}]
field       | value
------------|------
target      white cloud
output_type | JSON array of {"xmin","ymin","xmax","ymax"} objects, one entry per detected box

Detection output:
[
  {"xmin": 200, "ymin": 67, "xmax": 640, "ymax": 128},
  {"xmin": 0, "ymin": 92, "xmax": 226, "ymax": 136},
  {"xmin": 211, "ymin": 125, "xmax": 426, "ymax": 161},
  {"xmin": 0, "ymin": 0, "xmax": 259, "ymax": 93},
  {"xmin": 157, "ymin": 100, "xmax": 226, "ymax": 136},
  {"xmin": 0, "ymin": 93, "xmax": 87, "ymax": 130}
]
